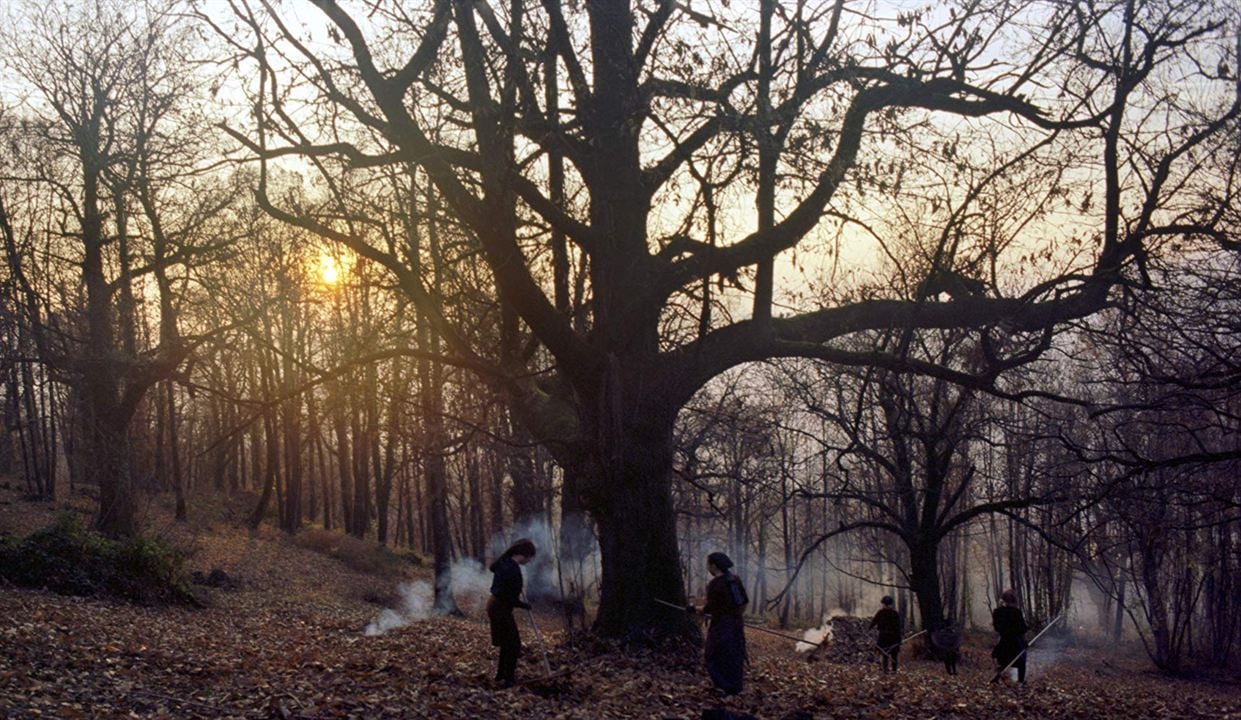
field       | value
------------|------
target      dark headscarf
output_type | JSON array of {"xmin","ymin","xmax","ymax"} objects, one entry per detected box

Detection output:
[
  {"xmin": 707, "ymin": 552, "xmax": 734, "ymax": 572},
  {"xmin": 500, "ymin": 538, "xmax": 537, "ymax": 561}
]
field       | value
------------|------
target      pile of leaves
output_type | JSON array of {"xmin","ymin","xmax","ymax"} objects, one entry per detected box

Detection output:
[
  {"xmin": 807, "ymin": 616, "xmax": 879, "ymax": 665},
  {"xmin": 0, "ymin": 513, "xmax": 198, "ymax": 606}
]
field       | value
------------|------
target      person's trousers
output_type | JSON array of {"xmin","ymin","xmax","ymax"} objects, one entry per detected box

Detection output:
[{"xmin": 497, "ymin": 641, "xmax": 520, "ymax": 683}]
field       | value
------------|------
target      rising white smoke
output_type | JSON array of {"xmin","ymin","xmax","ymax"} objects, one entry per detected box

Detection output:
[
  {"xmin": 447, "ymin": 557, "xmax": 497, "ymax": 615},
  {"xmin": 363, "ymin": 514, "xmax": 602, "ymax": 635},
  {"xmin": 795, "ymin": 608, "xmax": 848, "ymax": 652},
  {"xmin": 1023, "ymin": 631, "xmax": 1071, "ymax": 680},
  {"xmin": 363, "ymin": 580, "xmax": 434, "ymax": 636}
]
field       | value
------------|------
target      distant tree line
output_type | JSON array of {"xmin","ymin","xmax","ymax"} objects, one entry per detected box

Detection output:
[{"xmin": 0, "ymin": 0, "xmax": 1237, "ymax": 673}]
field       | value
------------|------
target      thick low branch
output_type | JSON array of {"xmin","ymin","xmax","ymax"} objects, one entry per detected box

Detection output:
[{"xmin": 670, "ymin": 285, "xmax": 1110, "ymax": 404}]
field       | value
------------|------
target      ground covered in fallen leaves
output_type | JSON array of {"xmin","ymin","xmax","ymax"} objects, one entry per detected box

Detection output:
[{"xmin": 2, "ymin": 486, "xmax": 1239, "ymax": 719}]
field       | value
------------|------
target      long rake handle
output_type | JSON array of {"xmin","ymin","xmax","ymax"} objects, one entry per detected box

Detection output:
[
  {"xmin": 652, "ymin": 597, "xmax": 826, "ymax": 647},
  {"xmin": 875, "ymin": 629, "xmax": 927, "ymax": 654},
  {"xmin": 990, "ymin": 612, "xmax": 1063, "ymax": 683},
  {"xmin": 523, "ymin": 595, "xmax": 553, "ymax": 676}
]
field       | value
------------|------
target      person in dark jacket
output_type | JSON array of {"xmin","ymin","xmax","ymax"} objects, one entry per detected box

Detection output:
[
  {"xmin": 930, "ymin": 617, "xmax": 963, "ymax": 675},
  {"xmin": 488, "ymin": 538, "xmax": 536, "ymax": 687},
  {"xmin": 869, "ymin": 596, "xmax": 903, "ymax": 672},
  {"xmin": 693, "ymin": 551, "xmax": 749, "ymax": 695},
  {"xmin": 991, "ymin": 589, "xmax": 1029, "ymax": 683}
]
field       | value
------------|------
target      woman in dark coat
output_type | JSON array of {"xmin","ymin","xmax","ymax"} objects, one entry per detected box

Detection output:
[
  {"xmin": 991, "ymin": 589, "xmax": 1029, "ymax": 683},
  {"xmin": 697, "ymin": 551, "xmax": 749, "ymax": 695},
  {"xmin": 488, "ymin": 538, "xmax": 536, "ymax": 687}
]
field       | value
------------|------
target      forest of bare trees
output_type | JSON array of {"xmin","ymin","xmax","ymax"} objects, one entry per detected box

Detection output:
[{"xmin": 1, "ymin": 0, "xmax": 1238, "ymax": 677}]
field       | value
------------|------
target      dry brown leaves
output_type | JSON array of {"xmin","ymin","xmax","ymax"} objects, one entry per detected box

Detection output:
[
  {"xmin": 4, "ymin": 579, "xmax": 1240, "ymax": 719},
  {"xmin": 1, "ymin": 491, "xmax": 1239, "ymax": 719}
]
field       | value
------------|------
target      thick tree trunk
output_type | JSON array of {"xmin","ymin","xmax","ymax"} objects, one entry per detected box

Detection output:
[
  {"xmin": 333, "ymin": 403, "xmax": 354, "ymax": 535},
  {"xmin": 489, "ymin": 448, "xmax": 506, "ymax": 539},
  {"xmin": 589, "ymin": 415, "xmax": 697, "ymax": 643},
  {"xmin": 1113, "ymin": 559, "xmax": 1128, "ymax": 641},
  {"xmin": 249, "ymin": 409, "xmax": 279, "ymax": 529},
  {"xmin": 909, "ymin": 539, "xmax": 945, "ymax": 632},
  {"xmin": 1, "ymin": 375, "xmax": 17, "ymax": 477},
  {"xmin": 17, "ymin": 360, "xmax": 47, "ymax": 497},
  {"xmin": 466, "ymin": 450, "xmax": 485, "ymax": 559},
  {"xmin": 417, "ymin": 304, "xmax": 457, "ymax": 611},
  {"xmin": 375, "ymin": 361, "xmax": 401, "ymax": 545},
  {"xmin": 349, "ymin": 398, "xmax": 369, "ymax": 538},
  {"xmin": 90, "ymin": 416, "xmax": 138, "ymax": 537},
  {"xmin": 426, "ymin": 447, "xmax": 459, "ymax": 614},
  {"xmin": 317, "ymin": 433, "xmax": 331, "ymax": 531},
  {"xmin": 80, "ymin": 145, "xmax": 141, "ymax": 537},
  {"xmin": 280, "ymin": 306, "xmax": 302, "ymax": 533},
  {"xmin": 779, "ymin": 472, "xmax": 793, "ymax": 628},
  {"xmin": 166, "ymin": 382, "xmax": 186, "ymax": 522},
  {"xmin": 1140, "ymin": 540, "xmax": 1179, "ymax": 672}
]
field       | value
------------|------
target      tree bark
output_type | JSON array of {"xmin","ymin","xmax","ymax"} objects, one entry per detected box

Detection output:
[
  {"xmin": 249, "ymin": 404, "xmax": 280, "ymax": 529},
  {"xmin": 588, "ymin": 411, "xmax": 698, "ymax": 642},
  {"xmin": 166, "ymin": 382, "xmax": 186, "ymax": 522},
  {"xmin": 909, "ymin": 539, "xmax": 945, "ymax": 631}
]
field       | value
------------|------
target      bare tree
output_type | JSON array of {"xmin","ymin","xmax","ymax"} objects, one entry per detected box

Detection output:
[
  {"xmin": 1065, "ymin": 246, "xmax": 1241, "ymax": 672},
  {"xmin": 1, "ymin": 0, "xmax": 233, "ymax": 536},
  {"xmin": 214, "ymin": 0, "xmax": 1239, "ymax": 639}
]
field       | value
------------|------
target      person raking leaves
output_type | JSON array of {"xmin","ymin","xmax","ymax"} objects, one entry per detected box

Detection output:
[
  {"xmin": 991, "ymin": 589, "xmax": 1029, "ymax": 684},
  {"xmin": 869, "ymin": 596, "xmax": 902, "ymax": 672},
  {"xmin": 688, "ymin": 551, "xmax": 749, "ymax": 695},
  {"xmin": 488, "ymin": 538, "xmax": 536, "ymax": 688}
]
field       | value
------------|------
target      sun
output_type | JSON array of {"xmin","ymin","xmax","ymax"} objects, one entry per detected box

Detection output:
[{"xmin": 320, "ymin": 254, "xmax": 339, "ymax": 284}]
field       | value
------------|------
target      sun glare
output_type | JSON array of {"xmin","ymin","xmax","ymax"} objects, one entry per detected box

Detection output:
[{"xmin": 320, "ymin": 254, "xmax": 339, "ymax": 285}]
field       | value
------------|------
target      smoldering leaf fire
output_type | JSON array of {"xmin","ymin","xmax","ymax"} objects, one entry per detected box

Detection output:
[{"xmin": 364, "ymin": 515, "xmax": 599, "ymax": 636}]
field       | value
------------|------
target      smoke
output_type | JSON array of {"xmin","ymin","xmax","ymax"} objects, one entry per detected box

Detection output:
[
  {"xmin": 446, "ymin": 557, "xmax": 496, "ymax": 615},
  {"xmin": 1024, "ymin": 633, "xmax": 1071, "ymax": 680},
  {"xmin": 481, "ymin": 513, "xmax": 601, "ymax": 601},
  {"xmin": 363, "ymin": 580, "xmax": 434, "ymax": 636},
  {"xmin": 795, "ymin": 608, "xmax": 847, "ymax": 652},
  {"xmin": 363, "ymin": 514, "xmax": 602, "ymax": 635},
  {"xmin": 795, "ymin": 622, "xmax": 833, "ymax": 652},
  {"xmin": 362, "ymin": 563, "xmax": 495, "ymax": 636}
]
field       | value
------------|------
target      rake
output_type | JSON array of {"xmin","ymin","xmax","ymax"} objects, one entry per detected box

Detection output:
[
  {"xmin": 518, "ymin": 595, "xmax": 574, "ymax": 695},
  {"xmin": 990, "ymin": 612, "xmax": 1064, "ymax": 684},
  {"xmin": 652, "ymin": 597, "xmax": 829, "ymax": 647},
  {"xmin": 874, "ymin": 629, "xmax": 927, "ymax": 656}
]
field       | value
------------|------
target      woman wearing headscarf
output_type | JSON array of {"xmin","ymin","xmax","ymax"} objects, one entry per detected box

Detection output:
[
  {"xmin": 694, "ymin": 551, "xmax": 749, "ymax": 695},
  {"xmin": 991, "ymin": 589, "xmax": 1029, "ymax": 684},
  {"xmin": 488, "ymin": 538, "xmax": 536, "ymax": 687}
]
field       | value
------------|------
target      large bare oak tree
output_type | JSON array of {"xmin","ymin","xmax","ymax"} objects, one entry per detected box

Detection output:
[{"xmin": 218, "ymin": 0, "xmax": 1239, "ymax": 640}]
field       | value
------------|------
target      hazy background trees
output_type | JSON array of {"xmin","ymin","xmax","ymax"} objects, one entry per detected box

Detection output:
[{"xmin": 0, "ymin": 0, "xmax": 1237, "ymax": 672}]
